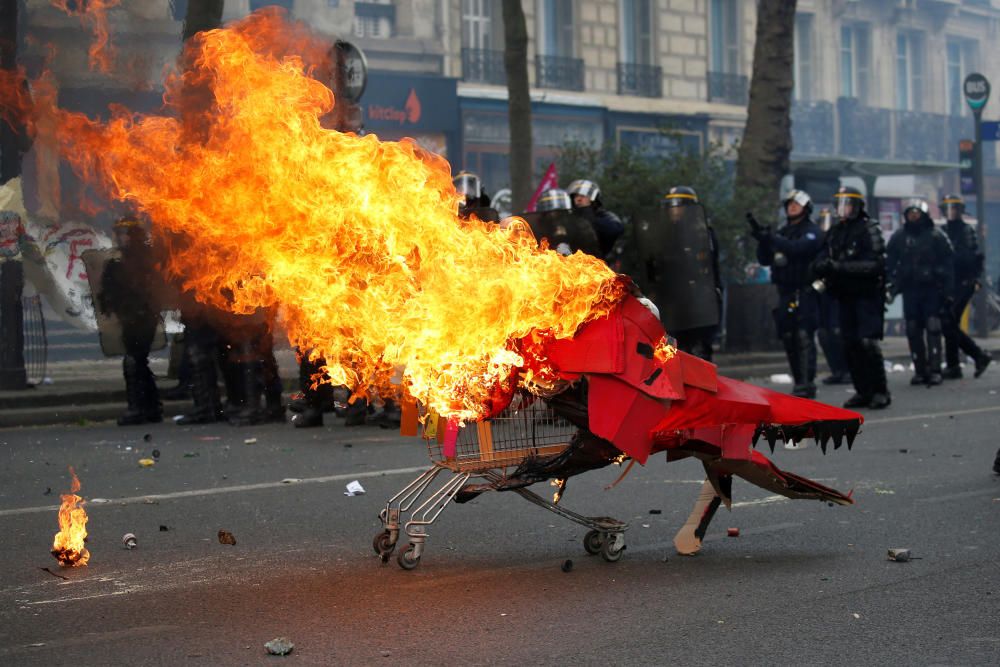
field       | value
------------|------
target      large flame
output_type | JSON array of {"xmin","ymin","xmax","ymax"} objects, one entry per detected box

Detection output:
[
  {"xmin": 51, "ymin": 467, "xmax": 90, "ymax": 567},
  {"xmin": 1, "ymin": 10, "xmax": 625, "ymax": 419}
]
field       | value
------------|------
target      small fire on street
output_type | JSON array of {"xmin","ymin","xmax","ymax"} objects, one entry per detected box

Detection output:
[{"xmin": 51, "ymin": 467, "xmax": 90, "ymax": 567}]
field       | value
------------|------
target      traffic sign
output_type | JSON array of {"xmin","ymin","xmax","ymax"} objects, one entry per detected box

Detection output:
[
  {"xmin": 982, "ymin": 121, "xmax": 1000, "ymax": 141},
  {"xmin": 964, "ymin": 73, "xmax": 990, "ymax": 115}
]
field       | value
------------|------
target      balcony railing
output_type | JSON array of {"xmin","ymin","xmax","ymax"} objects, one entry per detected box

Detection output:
[
  {"xmin": 534, "ymin": 54, "xmax": 584, "ymax": 92},
  {"xmin": 617, "ymin": 62, "xmax": 662, "ymax": 98},
  {"xmin": 791, "ymin": 101, "xmax": 834, "ymax": 156},
  {"xmin": 461, "ymin": 48, "xmax": 507, "ymax": 86},
  {"xmin": 837, "ymin": 97, "xmax": 891, "ymax": 159},
  {"xmin": 791, "ymin": 98, "xmax": 984, "ymax": 165},
  {"xmin": 707, "ymin": 71, "xmax": 748, "ymax": 105}
]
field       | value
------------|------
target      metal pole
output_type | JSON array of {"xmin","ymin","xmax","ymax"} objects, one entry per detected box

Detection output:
[{"xmin": 973, "ymin": 111, "xmax": 989, "ymax": 337}]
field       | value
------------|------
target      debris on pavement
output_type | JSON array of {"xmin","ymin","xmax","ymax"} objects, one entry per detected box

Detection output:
[
  {"xmin": 264, "ymin": 637, "xmax": 294, "ymax": 656},
  {"xmin": 344, "ymin": 480, "xmax": 366, "ymax": 496},
  {"xmin": 122, "ymin": 533, "xmax": 138, "ymax": 550},
  {"xmin": 727, "ymin": 528, "xmax": 740, "ymax": 537},
  {"xmin": 887, "ymin": 548, "xmax": 911, "ymax": 562},
  {"xmin": 769, "ymin": 373, "xmax": 793, "ymax": 384},
  {"xmin": 183, "ymin": 452, "xmax": 200, "ymax": 458},
  {"xmin": 43, "ymin": 487, "xmax": 51, "ymax": 496},
  {"xmin": 152, "ymin": 449, "xmax": 160, "ymax": 459},
  {"xmin": 561, "ymin": 559, "xmax": 573, "ymax": 572},
  {"xmin": 218, "ymin": 530, "xmax": 237, "ymax": 545},
  {"xmin": 138, "ymin": 458, "xmax": 155, "ymax": 467},
  {"xmin": 143, "ymin": 433, "xmax": 152, "ymax": 442},
  {"xmin": 649, "ymin": 509, "xmax": 662, "ymax": 514},
  {"xmin": 281, "ymin": 478, "xmax": 301, "ymax": 484},
  {"xmin": 172, "ymin": 415, "xmax": 184, "ymax": 422},
  {"xmin": 159, "ymin": 525, "xmax": 169, "ymax": 531},
  {"xmin": 243, "ymin": 437, "xmax": 257, "ymax": 445}
]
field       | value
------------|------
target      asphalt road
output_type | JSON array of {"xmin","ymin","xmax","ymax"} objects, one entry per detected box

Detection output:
[{"xmin": 0, "ymin": 372, "xmax": 998, "ymax": 666}]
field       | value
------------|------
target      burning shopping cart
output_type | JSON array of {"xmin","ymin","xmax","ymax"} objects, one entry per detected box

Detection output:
[{"xmin": 373, "ymin": 391, "xmax": 627, "ymax": 570}]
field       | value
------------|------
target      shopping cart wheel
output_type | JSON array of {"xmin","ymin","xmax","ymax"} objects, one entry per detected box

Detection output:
[
  {"xmin": 397, "ymin": 543, "xmax": 421, "ymax": 570},
  {"xmin": 373, "ymin": 530, "xmax": 396, "ymax": 558},
  {"xmin": 600, "ymin": 534, "xmax": 625, "ymax": 563},
  {"xmin": 583, "ymin": 530, "xmax": 604, "ymax": 555}
]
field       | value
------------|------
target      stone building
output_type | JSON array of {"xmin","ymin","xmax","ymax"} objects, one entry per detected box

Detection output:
[{"xmin": 17, "ymin": 0, "xmax": 1000, "ymax": 273}]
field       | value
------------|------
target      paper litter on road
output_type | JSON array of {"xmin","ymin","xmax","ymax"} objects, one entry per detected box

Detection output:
[
  {"xmin": 344, "ymin": 480, "xmax": 366, "ymax": 496},
  {"xmin": 769, "ymin": 373, "xmax": 793, "ymax": 384}
]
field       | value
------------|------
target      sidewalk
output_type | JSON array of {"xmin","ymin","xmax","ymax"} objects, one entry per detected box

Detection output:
[{"xmin": 3, "ymin": 336, "xmax": 1000, "ymax": 428}]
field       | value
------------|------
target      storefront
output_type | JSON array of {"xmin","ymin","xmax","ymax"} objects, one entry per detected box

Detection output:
[
  {"xmin": 459, "ymin": 96, "xmax": 604, "ymax": 200},
  {"xmin": 605, "ymin": 111, "xmax": 708, "ymax": 158},
  {"xmin": 361, "ymin": 71, "xmax": 460, "ymax": 162}
]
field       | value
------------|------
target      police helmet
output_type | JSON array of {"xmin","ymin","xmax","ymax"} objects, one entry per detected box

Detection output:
[
  {"xmin": 568, "ymin": 179, "xmax": 601, "ymax": 202},
  {"xmin": 536, "ymin": 188, "xmax": 572, "ymax": 213},
  {"xmin": 782, "ymin": 189, "xmax": 813, "ymax": 218},
  {"xmin": 663, "ymin": 185, "xmax": 699, "ymax": 208},
  {"xmin": 453, "ymin": 171, "xmax": 482, "ymax": 201},
  {"xmin": 903, "ymin": 198, "xmax": 929, "ymax": 216},
  {"xmin": 941, "ymin": 193, "xmax": 965, "ymax": 220},
  {"xmin": 833, "ymin": 185, "xmax": 865, "ymax": 219}
]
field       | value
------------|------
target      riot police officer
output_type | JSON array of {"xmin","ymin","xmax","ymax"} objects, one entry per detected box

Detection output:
[
  {"xmin": 814, "ymin": 208, "xmax": 852, "ymax": 385},
  {"xmin": 940, "ymin": 194, "xmax": 993, "ymax": 379},
  {"xmin": 749, "ymin": 189, "xmax": 824, "ymax": 398},
  {"xmin": 527, "ymin": 188, "xmax": 601, "ymax": 257},
  {"xmin": 811, "ymin": 186, "xmax": 890, "ymax": 409},
  {"xmin": 99, "ymin": 216, "xmax": 163, "ymax": 426},
  {"xmin": 454, "ymin": 171, "xmax": 500, "ymax": 223},
  {"xmin": 636, "ymin": 186, "xmax": 721, "ymax": 361},
  {"xmin": 567, "ymin": 179, "xmax": 624, "ymax": 260},
  {"xmin": 886, "ymin": 199, "xmax": 954, "ymax": 386}
]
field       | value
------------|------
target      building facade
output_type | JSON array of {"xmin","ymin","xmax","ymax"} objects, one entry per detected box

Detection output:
[{"xmin": 18, "ymin": 0, "xmax": 1000, "ymax": 271}]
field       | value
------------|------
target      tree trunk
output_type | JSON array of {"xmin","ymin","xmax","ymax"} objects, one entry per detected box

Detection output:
[
  {"xmin": 0, "ymin": 0, "xmax": 26, "ymax": 389},
  {"xmin": 735, "ymin": 0, "xmax": 797, "ymax": 212},
  {"xmin": 502, "ymin": 0, "xmax": 532, "ymax": 212},
  {"xmin": 183, "ymin": 0, "xmax": 225, "ymax": 42}
]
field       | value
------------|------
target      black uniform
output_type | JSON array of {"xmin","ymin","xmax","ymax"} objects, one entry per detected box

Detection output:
[
  {"xmin": 812, "ymin": 211, "xmax": 889, "ymax": 407},
  {"xmin": 756, "ymin": 218, "xmax": 824, "ymax": 396},
  {"xmin": 99, "ymin": 237, "xmax": 162, "ymax": 426},
  {"xmin": 942, "ymin": 217, "xmax": 989, "ymax": 375},
  {"xmin": 886, "ymin": 213, "xmax": 954, "ymax": 384},
  {"xmin": 672, "ymin": 225, "xmax": 722, "ymax": 362}
]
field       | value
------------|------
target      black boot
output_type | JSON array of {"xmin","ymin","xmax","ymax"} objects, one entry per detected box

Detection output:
[
  {"xmin": 942, "ymin": 365, "xmax": 963, "ymax": 380},
  {"xmin": 993, "ymin": 448, "xmax": 1000, "ymax": 475},
  {"xmin": 863, "ymin": 338, "xmax": 891, "ymax": 409},
  {"xmin": 842, "ymin": 340, "xmax": 870, "ymax": 407},
  {"xmin": 229, "ymin": 360, "xmax": 264, "ymax": 426},
  {"xmin": 118, "ymin": 355, "xmax": 148, "ymax": 426},
  {"xmin": 344, "ymin": 398, "xmax": 367, "ymax": 426},
  {"xmin": 906, "ymin": 318, "xmax": 928, "ymax": 385},
  {"xmin": 792, "ymin": 329, "xmax": 817, "ymax": 398},
  {"xmin": 975, "ymin": 352, "xmax": 993, "ymax": 378},
  {"xmin": 781, "ymin": 332, "xmax": 805, "ymax": 397},
  {"xmin": 926, "ymin": 318, "xmax": 943, "ymax": 386},
  {"xmin": 293, "ymin": 407, "xmax": 323, "ymax": 428},
  {"xmin": 176, "ymin": 344, "xmax": 223, "ymax": 425}
]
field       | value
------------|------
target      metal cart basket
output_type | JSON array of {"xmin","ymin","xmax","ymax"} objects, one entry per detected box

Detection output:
[{"xmin": 373, "ymin": 391, "xmax": 628, "ymax": 570}]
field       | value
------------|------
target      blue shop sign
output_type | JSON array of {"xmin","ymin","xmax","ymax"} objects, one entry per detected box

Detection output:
[{"xmin": 362, "ymin": 71, "xmax": 458, "ymax": 132}]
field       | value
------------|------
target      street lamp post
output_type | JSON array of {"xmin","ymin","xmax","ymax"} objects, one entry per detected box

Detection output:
[{"xmin": 964, "ymin": 73, "xmax": 991, "ymax": 338}]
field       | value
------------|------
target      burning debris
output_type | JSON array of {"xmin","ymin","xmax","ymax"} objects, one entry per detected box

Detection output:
[
  {"xmin": 51, "ymin": 467, "xmax": 90, "ymax": 567},
  {"xmin": 0, "ymin": 10, "xmax": 622, "ymax": 422}
]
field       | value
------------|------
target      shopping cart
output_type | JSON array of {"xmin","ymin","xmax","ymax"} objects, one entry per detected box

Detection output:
[{"xmin": 373, "ymin": 391, "xmax": 629, "ymax": 570}]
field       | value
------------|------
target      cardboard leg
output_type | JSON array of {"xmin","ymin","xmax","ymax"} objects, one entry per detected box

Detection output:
[{"xmin": 673, "ymin": 478, "xmax": 722, "ymax": 556}]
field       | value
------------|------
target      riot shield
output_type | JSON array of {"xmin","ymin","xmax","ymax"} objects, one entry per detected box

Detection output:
[
  {"xmin": 518, "ymin": 210, "xmax": 601, "ymax": 257},
  {"xmin": 633, "ymin": 204, "xmax": 720, "ymax": 332},
  {"xmin": 82, "ymin": 248, "xmax": 167, "ymax": 357}
]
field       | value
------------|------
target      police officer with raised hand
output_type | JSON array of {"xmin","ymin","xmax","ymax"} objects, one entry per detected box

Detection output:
[
  {"xmin": 939, "ymin": 194, "xmax": 993, "ymax": 379},
  {"xmin": 886, "ymin": 199, "xmax": 954, "ymax": 386},
  {"xmin": 567, "ymin": 179, "xmax": 624, "ymax": 261},
  {"xmin": 811, "ymin": 186, "xmax": 890, "ymax": 409},
  {"xmin": 529, "ymin": 188, "xmax": 601, "ymax": 257},
  {"xmin": 749, "ymin": 189, "xmax": 824, "ymax": 398}
]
